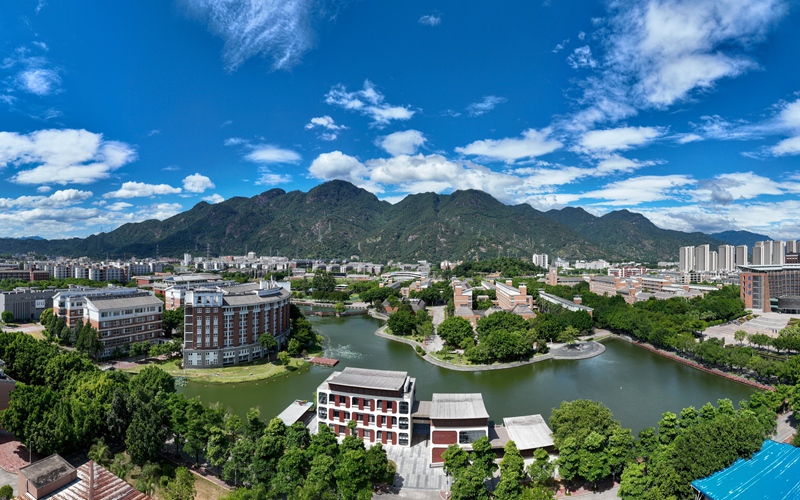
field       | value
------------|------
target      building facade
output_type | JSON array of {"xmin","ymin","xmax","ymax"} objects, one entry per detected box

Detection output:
[
  {"xmin": 53, "ymin": 286, "xmax": 141, "ymax": 327},
  {"xmin": 182, "ymin": 281, "xmax": 291, "ymax": 368},
  {"xmin": 430, "ymin": 393, "xmax": 489, "ymax": 463},
  {"xmin": 0, "ymin": 288, "xmax": 58, "ymax": 322},
  {"xmin": 739, "ymin": 264, "xmax": 800, "ymax": 313},
  {"xmin": 316, "ymin": 367, "xmax": 415, "ymax": 447},
  {"xmin": 84, "ymin": 293, "xmax": 164, "ymax": 358}
]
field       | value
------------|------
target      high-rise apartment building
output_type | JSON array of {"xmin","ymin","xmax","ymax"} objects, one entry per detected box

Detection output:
[
  {"xmin": 694, "ymin": 245, "xmax": 711, "ymax": 272},
  {"xmin": 718, "ymin": 245, "xmax": 736, "ymax": 272},
  {"xmin": 679, "ymin": 246, "xmax": 695, "ymax": 272},
  {"xmin": 735, "ymin": 245, "xmax": 748, "ymax": 267}
]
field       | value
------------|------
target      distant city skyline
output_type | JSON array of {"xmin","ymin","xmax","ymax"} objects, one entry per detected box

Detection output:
[{"xmin": 2, "ymin": 0, "xmax": 800, "ymax": 240}]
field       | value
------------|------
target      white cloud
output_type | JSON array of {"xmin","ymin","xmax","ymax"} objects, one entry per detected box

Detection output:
[
  {"xmin": 0, "ymin": 189, "xmax": 92, "ymax": 209},
  {"xmin": 553, "ymin": 39, "xmax": 570, "ymax": 53},
  {"xmin": 36, "ymin": 185, "xmax": 51, "ymax": 193},
  {"xmin": 305, "ymin": 115, "xmax": 347, "ymax": 140},
  {"xmin": 255, "ymin": 169, "xmax": 292, "ymax": 185},
  {"xmin": 578, "ymin": 126, "xmax": 663, "ymax": 152},
  {"xmin": 180, "ymin": 0, "xmax": 330, "ymax": 71},
  {"xmin": 581, "ymin": 174, "xmax": 695, "ymax": 205},
  {"xmin": 103, "ymin": 181, "xmax": 182, "ymax": 199},
  {"xmin": 245, "ymin": 145, "xmax": 301, "ymax": 163},
  {"xmin": 771, "ymin": 136, "xmax": 800, "ymax": 156},
  {"xmin": 0, "ymin": 129, "xmax": 137, "ymax": 185},
  {"xmin": 594, "ymin": 154, "xmax": 657, "ymax": 174},
  {"xmin": 378, "ymin": 130, "xmax": 426, "ymax": 156},
  {"xmin": 466, "ymin": 96, "xmax": 507, "ymax": 116},
  {"xmin": 308, "ymin": 151, "xmax": 370, "ymax": 186},
  {"xmin": 305, "ymin": 115, "xmax": 346, "ymax": 130},
  {"xmin": 693, "ymin": 172, "xmax": 794, "ymax": 204},
  {"xmin": 224, "ymin": 137, "xmax": 247, "ymax": 146},
  {"xmin": 324, "ymin": 80, "xmax": 415, "ymax": 126},
  {"xmin": 567, "ymin": 46, "xmax": 596, "ymax": 69},
  {"xmin": 455, "ymin": 128, "xmax": 563, "ymax": 163},
  {"xmin": 203, "ymin": 193, "xmax": 225, "ymax": 204},
  {"xmin": 16, "ymin": 68, "xmax": 61, "ymax": 96},
  {"xmin": 183, "ymin": 173, "xmax": 215, "ymax": 193},
  {"xmin": 419, "ymin": 14, "xmax": 441, "ymax": 26},
  {"xmin": 567, "ymin": 0, "xmax": 787, "ymax": 129}
]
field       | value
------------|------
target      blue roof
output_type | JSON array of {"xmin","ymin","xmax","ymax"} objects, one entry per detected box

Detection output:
[{"xmin": 692, "ymin": 440, "xmax": 800, "ymax": 500}]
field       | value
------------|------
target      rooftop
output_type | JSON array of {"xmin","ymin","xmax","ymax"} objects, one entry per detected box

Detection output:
[
  {"xmin": 329, "ymin": 367, "xmax": 409, "ymax": 392},
  {"xmin": 276, "ymin": 400, "xmax": 315, "ymax": 426},
  {"xmin": 19, "ymin": 454, "xmax": 75, "ymax": 490},
  {"xmin": 431, "ymin": 393, "xmax": 489, "ymax": 420},
  {"xmin": 85, "ymin": 293, "xmax": 162, "ymax": 310},
  {"xmin": 503, "ymin": 415, "xmax": 555, "ymax": 450},
  {"xmin": 49, "ymin": 460, "xmax": 151, "ymax": 500},
  {"xmin": 692, "ymin": 440, "xmax": 800, "ymax": 500}
]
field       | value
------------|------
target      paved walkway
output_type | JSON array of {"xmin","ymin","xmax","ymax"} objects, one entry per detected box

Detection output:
[
  {"xmin": 704, "ymin": 312, "xmax": 800, "ymax": 346},
  {"xmin": 385, "ymin": 439, "xmax": 446, "ymax": 491},
  {"xmin": 773, "ymin": 411, "xmax": 797, "ymax": 444}
]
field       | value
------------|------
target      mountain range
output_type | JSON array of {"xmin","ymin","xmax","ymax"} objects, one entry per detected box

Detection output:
[{"xmin": 0, "ymin": 181, "xmax": 769, "ymax": 262}]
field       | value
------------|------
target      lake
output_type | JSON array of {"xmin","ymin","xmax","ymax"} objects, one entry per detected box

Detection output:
[{"xmin": 180, "ymin": 312, "xmax": 757, "ymax": 434}]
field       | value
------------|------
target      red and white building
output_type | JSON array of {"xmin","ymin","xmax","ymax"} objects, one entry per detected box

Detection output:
[
  {"xmin": 429, "ymin": 393, "xmax": 490, "ymax": 463},
  {"xmin": 316, "ymin": 367, "xmax": 415, "ymax": 447},
  {"xmin": 53, "ymin": 286, "xmax": 142, "ymax": 327},
  {"xmin": 182, "ymin": 281, "xmax": 291, "ymax": 368},
  {"xmin": 84, "ymin": 293, "xmax": 164, "ymax": 359}
]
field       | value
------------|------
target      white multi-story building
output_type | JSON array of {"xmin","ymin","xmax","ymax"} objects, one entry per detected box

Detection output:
[
  {"xmin": 316, "ymin": 367, "xmax": 415, "ymax": 447},
  {"xmin": 532, "ymin": 254, "xmax": 549, "ymax": 268},
  {"xmin": 53, "ymin": 286, "xmax": 141, "ymax": 327},
  {"xmin": 735, "ymin": 245, "xmax": 749, "ymax": 267},
  {"xmin": 718, "ymin": 245, "xmax": 736, "ymax": 272},
  {"xmin": 679, "ymin": 246, "xmax": 694, "ymax": 273},
  {"xmin": 84, "ymin": 292, "xmax": 163, "ymax": 358},
  {"xmin": 694, "ymin": 245, "xmax": 711, "ymax": 272}
]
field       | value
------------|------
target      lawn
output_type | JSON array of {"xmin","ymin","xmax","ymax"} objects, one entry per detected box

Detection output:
[{"xmin": 119, "ymin": 356, "xmax": 310, "ymax": 384}]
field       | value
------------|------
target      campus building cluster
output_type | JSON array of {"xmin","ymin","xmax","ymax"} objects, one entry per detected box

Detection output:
[
  {"xmin": 315, "ymin": 367, "xmax": 554, "ymax": 464},
  {"xmin": 739, "ymin": 264, "xmax": 800, "ymax": 314},
  {"xmin": 452, "ymin": 279, "xmax": 536, "ymax": 326},
  {"xmin": 679, "ymin": 240, "xmax": 800, "ymax": 274}
]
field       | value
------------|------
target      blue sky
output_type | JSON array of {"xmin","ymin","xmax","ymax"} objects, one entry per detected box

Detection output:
[{"xmin": 2, "ymin": 0, "xmax": 800, "ymax": 241}]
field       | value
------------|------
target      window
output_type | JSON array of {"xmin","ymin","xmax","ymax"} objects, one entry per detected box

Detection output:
[
  {"xmin": 318, "ymin": 407, "xmax": 327, "ymax": 419},
  {"xmin": 319, "ymin": 393, "xmax": 328, "ymax": 404},
  {"xmin": 459, "ymin": 430, "xmax": 486, "ymax": 444},
  {"xmin": 399, "ymin": 401, "xmax": 409, "ymax": 414},
  {"xmin": 399, "ymin": 433, "xmax": 409, "ymax": 445},
  {"xmin": 376, "ymin": 431, "xmax": 383, "ymax": 441},
  {"xmin": 399, "ymin": 417, "xmax": 409, "ymax": 430}
]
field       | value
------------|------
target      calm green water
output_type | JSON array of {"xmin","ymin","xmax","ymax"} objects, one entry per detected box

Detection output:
[{"xmin": 179, "ymin": 312, "xmax": 757, "ymax": 435}]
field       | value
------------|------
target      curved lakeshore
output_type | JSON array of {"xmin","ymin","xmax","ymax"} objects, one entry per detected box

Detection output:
[{"xmin": 373, "ymin": 324, "xmax": 605, "ymax": 372}]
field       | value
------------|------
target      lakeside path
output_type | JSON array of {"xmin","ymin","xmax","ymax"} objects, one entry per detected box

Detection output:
[
  {"xmin": 601, "ymin": 330, "xmax": 774, "ymax": 392},
  {"xmin": 372, "ymin": 320, "xmax": 605, "ymax": 372}
]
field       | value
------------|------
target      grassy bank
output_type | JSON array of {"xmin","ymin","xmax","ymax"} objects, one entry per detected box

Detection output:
[{"xmin": 119, "ymin": 356, "xmax": 311, "ymax": 384}]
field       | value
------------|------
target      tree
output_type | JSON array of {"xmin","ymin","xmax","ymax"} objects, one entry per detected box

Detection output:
[
  {"xmin": 76, "ymin": 326, "xmax": 102, "ymax": 359},
  {"xmin": 88, "ymin": 438, "xmax": 112, "ymax": 467},
  {"xmin": 578, "ymin": 431, "xmax": 610, "ymax": 487},
  {"xmin": 135, "ymin": 462, "xmax": 161, "ymax": 496},
  {"xmin": 277, "ymin": 351, "xmax": 291, "ymax": 366},
  {"xmin": 126, "ymin": 400, "xmax": 168, "ymax": 465},
  {"xmin": 527, "ymin": 448, "xmax": 554, "ymax": 486},
  {"xmin": 734, "ymin": 329, "xmax": 748, "ymax": 345},
  {"xmin": 365, "ymin": 443, "xmax": 394, "ymax": 485},
  {"xmin": 287, "ymin": 338, "xmax": 301, "ymax": 356},
  {"xmin": 161, "ymin": 467, "xmax": 196, "ymax": 500},
  {"xmin": 550, "ymin": 400, "xmax": 619, "ymax": 449},
  {"xmin": 476, "ymin": 311, "xmax": 528, "ymax": 340},
  {"xmin": 495, "ymin": 441, "xmax": 525, "ymax": 499},
  {"xmin": 607, "ymin": 427, "xmax": 634, "ymax": 479},
  {"xmin": 449, "ymin": 465, "xmax": 490, "ymax": 500},
  {"xmin": 312, "ymin": 271, "xmax": 337, "ymax": 295},
  {"xmin": 442, "ymin": 444, "xmax": 470, "ymax": 479},
  {"xmin": 437, "ymin": 316, "xmax": 474, "ymax": 347},
  {"xmin": 555, "ymin": 437, "xmax": 580, "ymax": 483},
  {"xmin": 334, "ymin": 449, "xmax": 371, "ymax": 500},
  {"xmin": 387, "ymin": 308, "xmax": 417, "ymax": 336},
  {"xmin": 657, "ymin": 411, "xmax": 680, "ymax": 445},
  {"xmin": 258, "ymin": 334, "xmax": 278, "ymax": 358},
  {"xmin": 1, "ymin": 310, "xmax": 13, "ymax": 323},
  {"xmin": 557, "ymin": 325, "xmax": 580, "ymax": 346},
  {"xmin": 334, "ymin": 302, "xmax": 346, "ymax": 314},
  {"xmin": 618, "ymin": 461, "xmax": 649, "ymax": 500},
  {"xmin": 470, "ymin": 436, "xmax": 497, "ymax": 479}
]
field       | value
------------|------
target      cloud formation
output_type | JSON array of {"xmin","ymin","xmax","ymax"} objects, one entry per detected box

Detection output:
[
  {"xmin": 466, "ymin": 95, "xmax": 507, "ymax": 116},
  {"xmin": 419, "ymin": 14, "xmax": 441, "ymax": 26},
  {"xmin": 181, "ymin": 0, "xmax": 340, "ymax": 71},
  {"xmin": 325, "ymin": 80, "xmax": 415, "ymax": 126},
  {"xmin": 455, "ymin": 128, "xmax": 562, "ymax": 163},
  {"xmin": 378, "ymin": 130, "xmax": 426, "ymax": 156},
  {"xmin": 305, "ymin": 115, "xmax": 347, "ymax": 140},
  {"xmin": 183, "ymin": 173, "xmax": 215, "ymax": 193},
  {"xmin": 103, "ymin": 182, "xmax": 182, "ymax": 198},
  {"xmin": 578, "ymin": 126, "xmax": 663, "ymax": 152},
  {"xmin": 0, "ymin": 129, "xmax": 137, "ymax": 185},
  {"xmin": 567, "ymin": 0, "xmax": 787, "ymax": 129},
  {"xmin": 245, "ymin": 145, "xmax": 301, "ymax": 163}
]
